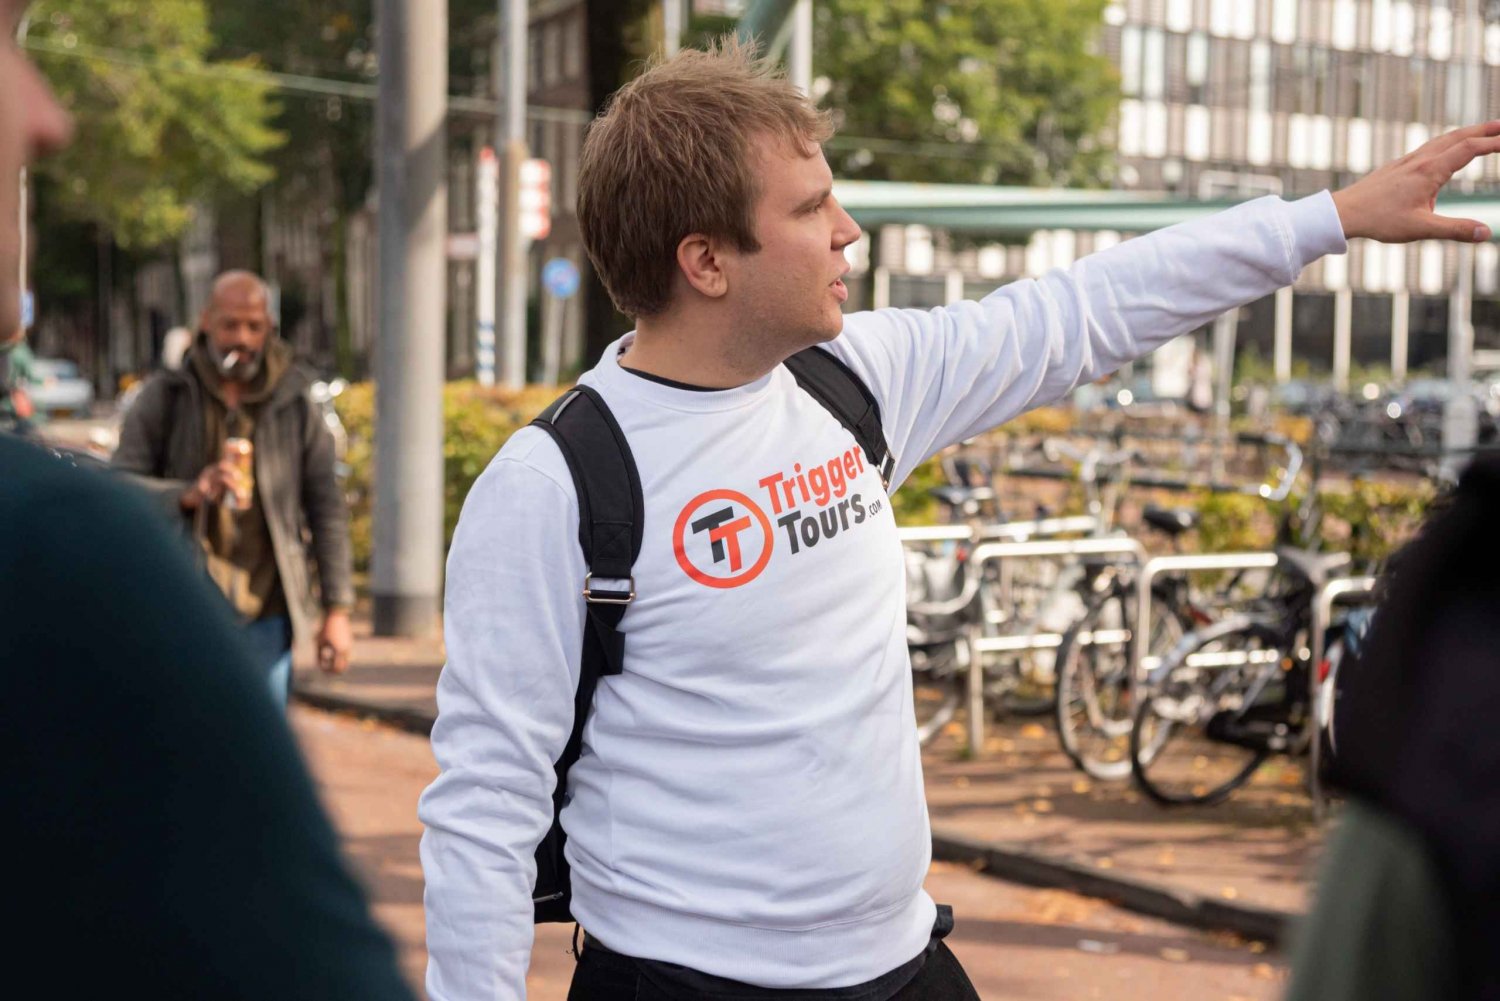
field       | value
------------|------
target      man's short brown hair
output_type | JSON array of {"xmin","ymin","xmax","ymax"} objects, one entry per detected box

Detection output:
[{"xmin": 577, "ymin": 37, "xmax": 834, "ymax": 318}]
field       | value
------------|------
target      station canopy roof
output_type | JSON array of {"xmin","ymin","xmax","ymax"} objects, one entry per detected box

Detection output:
[{"xmin": 830, "ymin": 181, "xmax": 1500, "ymax": 241}]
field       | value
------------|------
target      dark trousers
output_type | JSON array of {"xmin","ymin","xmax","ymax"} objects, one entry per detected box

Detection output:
[{"xmin": 566, "ymin": 938, "xmax": 981, "ymax": 1001}]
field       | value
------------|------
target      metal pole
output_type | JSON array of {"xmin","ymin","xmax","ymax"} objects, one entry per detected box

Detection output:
[
  {"xmin": 1332, "ymin": 287, "xmax": 1352, "ymax": 393},
  {"xmin": 663, "ymin": 0, "xmax": 683, "ymax": 57},
  {"xmin": 541, "ymin": 291, "xmax": 564, "ymax": 386},
  {"xmin": 1211, "ymin": 311, "xmax": 1237, "ymax": 482},
  {"xmin": 476, "ymin": 147, "xmax": 498, "ymax": 386},
  {"xmin": 373, "ymin": 0, "xmax": 448, "ymax": 636},
  {"xmin": 1273, "ymin": 286, "xmax": 1293, "ymax": 384},
  {"xmin": 1391, "ymin": 289, "xmax": 1409, "ymax": 383},
  {"xmin": 1443, "ymin": 6, "xmax": 1484, "ymax": 480},
  {"xmin": 498, "ymin": 0, "xmax": 529, "ymax": 389},
  {"xmin": 788, "ymin": 0, "xmax": 813, "ymax": 93}
]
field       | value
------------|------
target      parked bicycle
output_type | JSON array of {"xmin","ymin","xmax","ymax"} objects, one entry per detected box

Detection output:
[{"xmin": 1052, "ymin": 433, "xmax": 1305, "ymax": 781}]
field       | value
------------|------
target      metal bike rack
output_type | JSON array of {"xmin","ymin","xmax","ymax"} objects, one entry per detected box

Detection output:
[
  {"xmin": 953, "ymin": 537, "xmax": 1147, "ymax": 751},
  {"xmin": 1307, "ymin": 575, "xmax": 1378, "ymax": 819},
  {"xmin": 1132, "ymin": 553, "xmax": 1281, "ymax": 679},
  {"xmin": 896, "ymin": 515, "xmax": 1101, "ymax": 546}
]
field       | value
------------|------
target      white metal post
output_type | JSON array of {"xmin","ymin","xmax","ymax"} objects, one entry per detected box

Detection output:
[
  {"xmin": 1332, "ymin": 287, "xmax": 1352, "ymax": 393},
  {"xmin": 788, "ymin": 0, "xmax": 813, "ymax": 94},
  {"xmin": 1391, "ymin": 289, "xmax": 1410, "ymax": 384},
  {"xmin": 1273, "ymin": 286, "xmax": 1293, "ymax": 384}
]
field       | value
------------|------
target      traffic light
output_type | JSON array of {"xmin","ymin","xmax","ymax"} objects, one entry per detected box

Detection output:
[{"xmin": 520, "ymin": 158, "xmax": 552, "ymax": 242}]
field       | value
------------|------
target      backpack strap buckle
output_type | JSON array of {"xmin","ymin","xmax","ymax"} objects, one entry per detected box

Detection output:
[{"xmin": 583, "ymin": 574, "xmax": 635, "ymax": 605}]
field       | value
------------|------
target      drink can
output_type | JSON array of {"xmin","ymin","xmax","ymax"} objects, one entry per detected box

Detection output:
[{"xmin": 222, "ymin": 436, "xmax": 254, "ymax": 510}]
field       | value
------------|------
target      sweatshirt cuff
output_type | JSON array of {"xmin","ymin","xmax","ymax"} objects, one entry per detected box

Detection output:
[{"xmin": 1287, "ymin": 190, "xmax": 1348, "ymax": 270}]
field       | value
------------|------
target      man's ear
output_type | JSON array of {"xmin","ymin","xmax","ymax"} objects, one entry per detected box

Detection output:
[{"xmin": 675, "ymin": 233, "xmax": 729, "ymax": 300}]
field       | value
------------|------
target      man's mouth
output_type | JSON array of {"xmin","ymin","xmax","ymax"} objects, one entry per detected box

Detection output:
[{"xmin": 830, "ymin": 275, "xmax": 848, "ymax": 303}]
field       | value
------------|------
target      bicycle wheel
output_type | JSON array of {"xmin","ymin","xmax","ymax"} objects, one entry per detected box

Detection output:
[
  {"xmin": 1129, "ymin": 618, "xmax": 1283, "ymax": 806},
  {"xmin": 1056, "ymin": 587, "xmax": 1184, "ymax": 780}
]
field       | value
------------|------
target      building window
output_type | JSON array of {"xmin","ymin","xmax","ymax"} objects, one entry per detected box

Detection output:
[
  {"xmin": 1392, "ymin": 1, "xmax": 1415, "ymax": 58},
  {"xmin": 1118, "ymin": 99, "xmax": 1143, "ymax": 156},
  {"xmin": 1272, "ymin": 0, "xmax": 1298, "ymax": 45},
  {"xmin": 1144, "ymin": 100, "xmax": 1168, "ymax": 157},
  {"xmin": 1187, "ymin": 32, "xmax": 1209, "ymax": 104},
  {"xmin": 1121, "ymin": 25, "xmax": 1142, "ymax": 95},
  {"xmin": 1210, "ymin": 0, "xmax": 1234, "ymax": 38},
  {"xmin": 1370, "ymin": 0, "xmax": 1392, "ymax": 53},
  {"xmin": 1331, "ymin": 0, "xmax": 1356, "ymax": 50},
  {"xmin": 1250, "ymin": 41, "xmax": 1272, "ymax": 114},
  {"xmin": 1142, "ymin": 28, "xmax": 1166, "ymax": 100},
  {"xmin": 1429, "ymin": 5, "xmax": 1453, "ymax": 62},
  {"xmin": 563, "ymin": 14, "xmax": 582, "ymax": 82},
  {"xmin": 1186, "ymin": 104, "xmax": 1211, "ymax": 160},
  {"xmin": 1166, "ymin": 0, "xmax": 1193, "ymax": 33},
  {"xmin": 1233, "ymin": 0, "xmax": 1257, "ymax": 40},
  {"xmin": 1448, "ymin": 62, "xmax": 1469, "ymax": 125},
  {"xmin": 1248, "ymin": 111, "xmax": 1273, "ymax": 165},
  {"xmin": 542, "ymin": 20, "xmax": 561, "ymax": 87},
  {"xmin": 1347, "ymin": 118, "xmax": 1373, "ymax": 173}
]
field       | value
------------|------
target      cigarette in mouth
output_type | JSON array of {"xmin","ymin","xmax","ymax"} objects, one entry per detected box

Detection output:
[{"xmin": 222, "ymin": 350, "xmax": 242, "ymax": 373}]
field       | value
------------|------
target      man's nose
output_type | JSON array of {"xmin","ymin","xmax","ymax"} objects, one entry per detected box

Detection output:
[{"xmin": 830, "ymin": 198, "xmax": 862, "ymax": 251}]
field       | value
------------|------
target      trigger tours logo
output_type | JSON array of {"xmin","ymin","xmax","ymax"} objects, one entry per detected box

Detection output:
[
  {"xmin": 672, "ymin": 490, "xmax": 775, "ymax": 588},
  {"xmin": 672, "ymin": 443, "xmax": 886, "ymax": 590}
]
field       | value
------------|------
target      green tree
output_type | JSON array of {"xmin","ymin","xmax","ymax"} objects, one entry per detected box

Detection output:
[
  {"xmin": 26, "ymin": 0, "xmax": 282, "ymax": 248},
  {"xmin": 814, "ymin": 0, "xmax": 1119, "ymax": 186}
]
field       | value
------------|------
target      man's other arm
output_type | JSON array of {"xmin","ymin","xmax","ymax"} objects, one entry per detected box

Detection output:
[{"xmin": 419, "ymin": 437, "xmax": 587, "ymax": 1001}]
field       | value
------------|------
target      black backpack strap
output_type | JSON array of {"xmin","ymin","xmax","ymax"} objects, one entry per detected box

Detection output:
[
  {"xmin": 784, "ymin": 347, "xmax": 895, "ymax": 489},
  {"xmin": 527, "ymin": 384, "xmax": 643, "ymax": 922}
]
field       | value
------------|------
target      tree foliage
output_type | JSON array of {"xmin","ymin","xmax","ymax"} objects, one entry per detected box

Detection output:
[
  {"xmin": 26, "ymin": 0, "xmax": 282, "ymax": 248},
  {"xmin": 814, "ymin": 0, "xmax": 1120, "ymax": 187}
]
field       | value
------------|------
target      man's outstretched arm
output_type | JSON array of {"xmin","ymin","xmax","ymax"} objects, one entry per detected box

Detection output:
[{"xmin": 830, "ymin": 121, "xmax": 1500, "ymax": 487}]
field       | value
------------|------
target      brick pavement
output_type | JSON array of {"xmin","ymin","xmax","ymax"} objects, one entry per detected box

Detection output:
[{"xmin": 295, "ymin": 612, "xmax": 1323, "ymax": 943}]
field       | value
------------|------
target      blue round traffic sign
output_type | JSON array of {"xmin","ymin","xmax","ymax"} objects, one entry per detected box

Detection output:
[{"xmin": 542, "ymin": 258, "xmax": 580, "ymax": 299}]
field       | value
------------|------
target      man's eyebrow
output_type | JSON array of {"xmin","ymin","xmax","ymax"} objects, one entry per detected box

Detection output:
[{"xmin": 795, "ymin": 188, "xmax": 831, "ymax": 212}]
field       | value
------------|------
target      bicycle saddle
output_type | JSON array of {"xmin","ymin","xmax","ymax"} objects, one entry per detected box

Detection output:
[
  {"xmin": 927, "ymin": 484, "xmax": 996, "ymax": 508},
  {"xmin": 1142, "ymin": 505, "xmax": 1198, "ymax": 536},
  {"xmin": 1274, "ymin": 547, "xmax": 1351, "ymax": 587}
]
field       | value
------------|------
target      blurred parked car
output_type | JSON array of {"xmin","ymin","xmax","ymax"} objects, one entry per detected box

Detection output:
[{"xmin": 25, "ymin": 358, "xmax": 93, "ymax": 417}]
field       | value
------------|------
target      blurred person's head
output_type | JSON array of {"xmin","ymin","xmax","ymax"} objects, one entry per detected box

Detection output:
[
  {"xmin": 577, "ymin": 38, "xmax": 860, "ymax": 360},
  {"xmin": 198, "ymin": 271, "xmax": 274, "ymax": 382},
  {"xmin": 1, "ymin": 0, "xmax": 72, "ymax": 347}
]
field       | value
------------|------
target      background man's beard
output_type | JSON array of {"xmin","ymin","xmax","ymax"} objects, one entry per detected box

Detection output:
[{"xmin": 210, "ymin": 342, "xmax": 265, "ymax": 382}]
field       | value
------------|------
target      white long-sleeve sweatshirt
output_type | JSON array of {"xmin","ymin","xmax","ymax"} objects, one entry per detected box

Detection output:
[{"xmin": 418, "ymin": 193, "xmax": 1347, "ymax": 1000}]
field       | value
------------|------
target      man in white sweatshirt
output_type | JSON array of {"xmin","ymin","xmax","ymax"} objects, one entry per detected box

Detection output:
[{"xmin": 420, "ymin": 38, "xmax": 1500, "ymax": 1001}]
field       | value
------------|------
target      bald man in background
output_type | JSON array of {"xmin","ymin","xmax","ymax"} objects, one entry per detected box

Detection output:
[{"xmin": 114, "ymin": 270, "xmax": 354, "ymax": 707}]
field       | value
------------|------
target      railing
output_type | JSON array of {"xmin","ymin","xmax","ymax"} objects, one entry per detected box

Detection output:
[
  {"xmin": 955, "ymin": 537, "xmax": 1148, "ymax": 750},
  {"xmin": 1131, "ymin": 552, "xmax": 1281, "ymax": 678}
]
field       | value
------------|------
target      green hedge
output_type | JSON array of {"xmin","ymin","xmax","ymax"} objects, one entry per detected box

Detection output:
[
  {"xmin": 338, "ymin": 381, "xmax": 560, "ymax": 572},
  {"xmin": 338, "ymin": 387, "xmax": 1434, "ymax": 574}
]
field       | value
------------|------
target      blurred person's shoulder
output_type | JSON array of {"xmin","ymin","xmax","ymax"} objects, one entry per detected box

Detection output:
[
  {"xmin": 1, "ymin": 433, "xmax": 149, "ymax": 522},
  {"xmin": 0, "ymin": 432, "xmax": 195, "ymax": 574}
]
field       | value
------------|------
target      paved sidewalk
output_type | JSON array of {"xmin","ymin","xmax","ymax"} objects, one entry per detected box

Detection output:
[{"xmin": 295, "ymin": 613, "xmax": 1323, "ymax": 945}]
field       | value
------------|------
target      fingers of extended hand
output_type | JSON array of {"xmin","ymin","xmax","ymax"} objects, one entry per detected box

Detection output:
[
  {"xmin": 1437, "ymin": 135, "xmax": 1500, "ymax": 176},
  {"xmin": 1420, "ymin": 120, "xmax": 1500, "ymax": 160}
]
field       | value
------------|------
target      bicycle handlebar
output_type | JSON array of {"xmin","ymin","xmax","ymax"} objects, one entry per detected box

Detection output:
[{"xmin": 1240, "ymin": 432, "xmax": 1303, "ymax": 502}]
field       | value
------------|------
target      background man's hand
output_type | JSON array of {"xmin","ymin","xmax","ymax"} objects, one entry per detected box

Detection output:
[
  {"xmin": 1333, "ymin": 120, "xmax": 1500, "ymax": 243},
  {"xmin": 317, "ymin": 609, "xmax": 353, "ymax": 674},
  {"xmin": 180, "ymin": 461, "xmax": 238, "ymax": 512}
]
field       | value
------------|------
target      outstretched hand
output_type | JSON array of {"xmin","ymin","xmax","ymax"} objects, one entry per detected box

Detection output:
[{"xmin": 1333, "ymin": 120, "xmax": 1500, "ymax": 244}]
